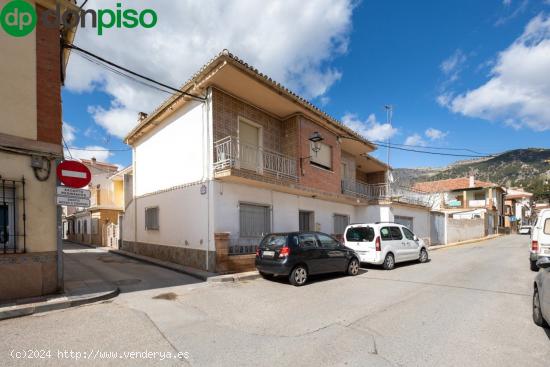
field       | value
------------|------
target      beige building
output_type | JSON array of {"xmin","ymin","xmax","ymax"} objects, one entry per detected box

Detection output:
[{"xmin": 0, "ymin": 0, "xmax": 75, "ymax": 301}]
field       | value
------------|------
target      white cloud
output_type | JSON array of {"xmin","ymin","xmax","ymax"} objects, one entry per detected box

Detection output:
[
  {"xmin": 440, "ymin": 49, "xmax": 467, "ymax": 83},
  {"xmin": 404, "ymin": 133, "xmax": 427, "ymax": 147},
  {"xmin": 495, "ymin": 0, "xmax": 528, "ymax": 26},
  {"xmin": 425, "ymin": 128, "xmax": 448, "ymax": 140},
  {"xmin": 64, "ymin": 146, "xmax": 112, "ymax": 162},
  {"xmin": 444, "ymin": 14, "xmax": 550, "ymax": 131},
  {"xmin": 62, "ymin": 122, "xmax": 77, "ymax": 144},
  {"xmin": 503, "ymin": 0, "xmax": 512, "ymax": 5},
  {"xmin": 341, "ymin": 113, "xmax": 398, "ymax": 142},
  {"xmin": 66, "ymin": 0, "xmax": 355, "ymax": 139}
]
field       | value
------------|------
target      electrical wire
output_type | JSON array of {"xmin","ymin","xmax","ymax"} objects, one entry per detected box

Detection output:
[
  {"xmin": 67, "ymin": 147, "xmax": 131, "ymax": 152},
  {"xmin": 63, "ymin": 43, "xmax": 206, "ymax": 102},
  {"xmin": 373, "ymin": 141, "xmax": 493, "ymax": 158},
  {"xmin": 62, "ymin": 135, "xmax": 73, "ymax": 159},
  {"xmin": 372, "ymin": 140, "xmax": 488, "ymax": 155}
]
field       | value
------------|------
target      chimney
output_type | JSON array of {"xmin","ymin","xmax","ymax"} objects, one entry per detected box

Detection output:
[
  {"xmin": 469, "ymin": 174, "xmax": 475, "ymax": 188},
  {"xmin": 91, "ymin": 157, "xmax": 97, "ymax": 164}
]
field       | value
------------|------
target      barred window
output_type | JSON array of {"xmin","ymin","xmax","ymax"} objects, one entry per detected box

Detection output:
[
  {"xmin": 333, "ymin": 214, "xmax": 350, "ymax": 235},
  {"xmin": 145, "ymin": 207, "xmax": 159, "ymax": 230},
  {"xmin": 239, "ymin": 203, "xmax": 270, "ymax": 238}
]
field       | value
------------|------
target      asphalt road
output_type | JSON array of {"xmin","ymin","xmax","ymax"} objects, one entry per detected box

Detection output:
[{"xmin": 2, "ymin": 235, "xmax": 549, "ymax": 366}]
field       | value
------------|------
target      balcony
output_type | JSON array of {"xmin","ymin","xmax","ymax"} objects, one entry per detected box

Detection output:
[
  {"xmin": 214, "ymin": 136, "xmax": 298, "ymax": 180},
  {"xmin": 90, "ymin": 188, "xmax": 122, "ymax": 209},
  {"xmin": 342, "ymin": 179, "xmax": 432, "ymax": 207}
]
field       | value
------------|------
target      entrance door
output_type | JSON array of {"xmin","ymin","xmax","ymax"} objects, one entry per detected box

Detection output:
[
  {"xmin": 238, "ymin": 119, "xmax": 261, "ymax": 172},
  {"xmin": 299, "ymin": 211, "xmax": 314, "ymax": 231}
]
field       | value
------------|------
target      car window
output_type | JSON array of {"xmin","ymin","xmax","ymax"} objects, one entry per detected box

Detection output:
[
  {"xmin": 346, "ymin": 227, "xmax": 375, "ymax": 242},
  {"xmin": 389, "ymin": 227, "xmax": 403, "ymax": 240},
  {"xmin": 260, "ymin": 235, "xmax": 287, "ymax": 249},
  {"xmin": 402, "ymin": 227, "xmax": 415, "ymax": 240},
  {"xmin": 299, "ymin": 234, "xmax": 318, "ymax": 248},
  {"xmin": 545, "ymin": 219, "xmax": 550, "ymax": 235},
  {"xmin": 380, "ymin": 227, "xmax": 392, "ymax": 241},
  {"xmin": 317, "ymin": 233, "xmax": 339, "ymax": 249}
]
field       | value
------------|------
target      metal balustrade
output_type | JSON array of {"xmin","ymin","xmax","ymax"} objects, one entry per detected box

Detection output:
[{"xmin": 341, "ymin": 179, "xmax": 432, "ymax": 207}]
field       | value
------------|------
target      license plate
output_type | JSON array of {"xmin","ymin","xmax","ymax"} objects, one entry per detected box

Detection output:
[{"xmin": 263, "ymin": 250, "xmax": 275, "ymax": 258}]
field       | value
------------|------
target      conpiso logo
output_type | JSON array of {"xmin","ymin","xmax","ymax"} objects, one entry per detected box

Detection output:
[{"xmin": 0, "ymin": 0, "xmax": 157, "ymax": 37}]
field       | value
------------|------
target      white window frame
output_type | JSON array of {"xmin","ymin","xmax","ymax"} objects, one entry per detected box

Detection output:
[
  {"xmin": 145, "ymin": 206, "xmax": 160, "ymax": 231},
  {"xmin": 310, "ymin": 141, "xmax": 332, "ymax": 170}
]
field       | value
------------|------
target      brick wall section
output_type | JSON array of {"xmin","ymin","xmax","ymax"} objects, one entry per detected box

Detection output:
[
  {"xmin": 298, "ymin": 116, "xmax": 342, "ymax": 194},
  {"xmin": 356, "ymin": 170, "xmax": 386, "ymax": 184},
  {"xmin": 35, "ymin": 5, "xmax": 62, "ymax": 145}
]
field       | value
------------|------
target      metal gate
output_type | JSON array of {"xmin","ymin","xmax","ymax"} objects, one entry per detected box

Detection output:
[
  {"xmin": 430, "ymin": 212, "xmax": 445, "ymax": 246},
  {"xmin": 0, "ymin": 177, "xmax": 26, "ymax": 254}
]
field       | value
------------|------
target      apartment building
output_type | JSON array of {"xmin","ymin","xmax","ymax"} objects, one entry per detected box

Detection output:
[
  {"xmin": 0, "ymin": 0, "xmax": 75, "ymax": 301},
  {"xmin": 65, "ymin": 159, "xmax": 125, "ymax": 248},
  {"xmin": 122, "ymin": 50, "xmax": 431, "ymax": 273}
]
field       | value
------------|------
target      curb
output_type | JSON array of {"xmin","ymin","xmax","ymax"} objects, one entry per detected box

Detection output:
[
  {"xmin": 0, "ymin": 288, "xmax": 119, "ymax": 321},
  {"xmin": 207, "ymin": 271, "xmax": 261, "ymax": 283},
  {"xmin": 108, "ymin": 249, "xmax": 216, "ymax": 281},
  {"xmin": 429, "ymin": 234, "xmax": 502, "ymax": 251}
]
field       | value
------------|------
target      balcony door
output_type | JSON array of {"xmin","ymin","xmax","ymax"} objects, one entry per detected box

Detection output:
[{"xmin": 238, "ymin": 118, "xmax": 262, "ymax": 172}]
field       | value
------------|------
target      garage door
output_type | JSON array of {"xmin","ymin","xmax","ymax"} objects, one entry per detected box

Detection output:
[{"xmin": 394, "ymin": 216, "xmax": 413, "ymax": 231}]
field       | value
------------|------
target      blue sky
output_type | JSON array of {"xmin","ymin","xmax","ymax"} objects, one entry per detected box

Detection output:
[{"xmin": 62, "ymin": 0, "xmax": 550, "ymax": 169}]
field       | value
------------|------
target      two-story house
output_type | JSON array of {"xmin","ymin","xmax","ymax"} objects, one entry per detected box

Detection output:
[
  {"xmin": 0, "ymin": 0, "xmax": 75, "ymax": 301},
  {"xmin": 504, "ymin": 188, "xmax": 533, "ymax": 228},
  {"xmin": 65, "ymin": 158, "xmax": 124, "ymax": 247},
  {"xmin": 121, "ymin": 50, "xmax": 431, "ymax": 273}
]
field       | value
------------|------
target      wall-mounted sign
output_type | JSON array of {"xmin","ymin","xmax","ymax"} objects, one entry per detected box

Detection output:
[
  {"xmin": 56, "ymin": 186, "xmax": 91, "ymax": 207},
  {"xmin": 56, "ymin": 196, "xmax": 90, "ymax": 207},
  {"xmin": 200, "ymin": 185, "xmax": 207, "ymax": 195}
]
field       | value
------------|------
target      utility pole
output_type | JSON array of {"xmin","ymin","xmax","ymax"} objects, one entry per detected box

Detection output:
[{"xmin": 384, "ymin": 105, "xmax": 393, "ymax": 193}]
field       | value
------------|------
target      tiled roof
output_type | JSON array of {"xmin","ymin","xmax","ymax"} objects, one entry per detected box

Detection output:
[
  {"xmin": 413, "ymin": 177, "xmax": 498, "ymax": 193},
  {"xmin": 125, "ymin": 50, "xmax": 374, "ymax": 148}
]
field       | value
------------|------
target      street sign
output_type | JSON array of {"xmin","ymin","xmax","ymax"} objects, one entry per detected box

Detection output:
[
  {"xmin": 56, "ymin": 186, "xmax": 91, "ymax": 199},
  {"xmin": 56, "ymin": 160, "xmax": 91, "ymax": 188},
  {"xmin": 56, "ymin": 196, "xmax": 90, "ymax": 207}
]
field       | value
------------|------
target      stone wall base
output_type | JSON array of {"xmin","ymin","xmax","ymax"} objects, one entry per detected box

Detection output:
[
  {"xmin": 0, "ymin": 252, "xmax": 58, "ymax": 302},
  {"xmin": 121, "ymin": 241, "xmax": 215, "ymax": 271}
]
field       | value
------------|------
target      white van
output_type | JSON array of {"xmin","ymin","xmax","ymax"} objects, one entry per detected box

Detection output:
[
  {"xmin": 343, "ymin": 222, "xmax": 429, "ymax": 270},
  {"xmin": 530, "ymin": 209, "xmax": 550, "ymax": 271}
]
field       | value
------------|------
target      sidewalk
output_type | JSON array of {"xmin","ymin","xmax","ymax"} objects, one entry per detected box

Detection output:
[{"xmin": 429, "ymin": 234, "xmax": 502, "ymax": 251}]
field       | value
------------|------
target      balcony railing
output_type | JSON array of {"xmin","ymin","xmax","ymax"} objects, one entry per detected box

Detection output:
[
  {"xmin": 342, "ymin": 179, "xmax": 432, "ymax": 207},
  {"xmin": 214, "ymin": 136, "xmax": 298, "ymax": 180}
]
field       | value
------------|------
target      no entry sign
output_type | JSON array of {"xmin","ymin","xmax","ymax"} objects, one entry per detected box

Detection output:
[{"xmin": 56, "ymin": 160, "xmax": 91, "ymax": 188}]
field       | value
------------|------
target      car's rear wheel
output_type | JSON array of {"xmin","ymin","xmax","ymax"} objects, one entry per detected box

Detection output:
[
  {"xmin": 419, "ymin": 248, "xmax": 429, "ymax": 263},
  {"xmin": 530, "ymin": 260, "xmax": 539, "ymax": 272},
  {"xmin": 289, "ymin": 265, "xmax": 308, "ymax": 286},
  {"xmin": 347, "ymin": 258, "xmax": 360, "ymax": 276},
  {"xmin": 383, "ymin": 253, "xmax": 395, "ymax": 270},
  {"xmin": 533, "ymin": 288, "xmax": 549, "ymax": 328}
]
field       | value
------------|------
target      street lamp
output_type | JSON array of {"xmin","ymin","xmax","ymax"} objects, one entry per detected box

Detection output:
[{"xmin": 309, "ymin": 132, "xmax": 324, "ymax": 155}]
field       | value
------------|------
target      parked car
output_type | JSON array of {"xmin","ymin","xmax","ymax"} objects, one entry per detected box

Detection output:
[
  {"xmin": 533, "ymin": 257, "xmax": 550, "ymax": 328},
  {"xmin": 519, "ymin": 225, "xmax": 532, "ymax": 235},
  {"xmin": 530, "ymin": 209, "xmax": 550, "ymax": 271},
  {"xmin": 255, "ymin": 232, "xmax": 360, "ymax": 286},
  {"xmin": 343, "ymin": 222, "xmax": 429, "ymax": 270}
]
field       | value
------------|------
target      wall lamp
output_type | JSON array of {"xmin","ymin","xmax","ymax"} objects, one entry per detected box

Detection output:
[{"xmin": 299, "ymin": 132, "xmax": 324, "ymax": 175}]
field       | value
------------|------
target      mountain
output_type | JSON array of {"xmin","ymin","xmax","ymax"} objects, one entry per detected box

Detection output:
[{"xmin": 394, "ymin": 148, "xmax": 550, "ymax": 199}]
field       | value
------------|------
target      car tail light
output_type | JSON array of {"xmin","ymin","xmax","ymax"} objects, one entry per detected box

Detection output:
[
  {"xmin": 256, "ymin": 248, "xmax": 260, "ymax": 256},
  {"xmin": 279, "ymin": 246, "xmax": 290, "ymax": 258},
  {"xmin": 532, "ymin": 240, "xmax": 539, "ymax": 252},
  {"xmin": 375, "ymin": 236, "xmax": 381, "ymax": 252}
]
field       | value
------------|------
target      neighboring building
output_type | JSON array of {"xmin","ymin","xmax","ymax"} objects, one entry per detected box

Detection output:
[
  {"xmin": 121, "ymin": 50, "xmax": 431, "ymax": 273},
  {"xmin": 65, "ymin": 159, "xmax": 126, "ymax": 248},
  {"xmin": 414, "ymin": 176, "xmax": 505, "ymax": 243},
  {"xmin": 504, "ymin": 188, "xmax": 533, "ymax": 229},
  {"xmin": 0, "ymin": 0, "xmax": 75, "ymax": 301}
]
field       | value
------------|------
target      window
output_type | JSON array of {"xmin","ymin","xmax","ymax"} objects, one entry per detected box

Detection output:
[
  {"xmin": 299, "ymin": 234, "xmax": 318, "ymax": 248},
  {"xmin": 145, "ymin": 207, "xmax": 160, "ymax": 230},
  {"xmin": 402, "ymin": 227, "xmax": 415, "ymax": 240},
  {"xmin": 0, "ymin": 205, "xmax": 8, "ymax": 244},
  {"xmin": 77, "ymin": 221, "xmax": 81, "ymax": 234},
  {"xmin": 333, "ymin": 214, "xmax": 350, "ymax": 235},
  {"xmin": 83, "ymin": 220, "xmax": 88, "ymax": 235},
  {"xmin": 389, "ymin": 226, "xmax": 403, "ymax": 240},
  {"xmin": 544, "ymin": 219, "xmax": 550, "ymax": 235},
  {"xmin": 346, "ymin": 227, "xmax": 375, "ymax": 242},
  {"xmin": 260, "ymin": 234, "xmax": 287, "ymax": 249},
  {"xmin": 239, "ymin": 203, "xmax": 270, "ymax": 237},
  {"xmin": 380, "ymin": 227, "xmax": 392, "ymax": 241},
  {"xmin": 317, "ymin": 233, "xmax": 339, "ymax": 249},
  {"xmin": 299, "ymin": 211, "xmax": 314, "ymax": 231},
  {"xmin": 91, "ymin": 218, "xmax": 99, "ymax": 235},
  {"xmin": 474, "ymin": 192, "xmax": 485, "ymax": 200},
  {"xmin": 310, "ymin": 142, "xmax": 332, "ymax": 170}
]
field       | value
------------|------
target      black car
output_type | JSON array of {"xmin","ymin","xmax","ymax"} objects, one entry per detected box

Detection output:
[{"xmin": 255, "ymin": 231, "xmax": 360, "ymax": 286}]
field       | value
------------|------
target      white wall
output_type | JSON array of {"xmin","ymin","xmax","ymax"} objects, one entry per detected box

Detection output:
[
  {"xmin": 392, "ymin": 205, "xmax": 430, "ymax": 241},
  {"xmin": 122, "ymin": 182, "xmax": 212, "ymax": 251},
  {"xmin": 213, "ymin": 182, "xmax": 356, "ymax": 237},
  {"xmin": 134, "ymin": 101, "xmax": 207, "ymax": 196}
]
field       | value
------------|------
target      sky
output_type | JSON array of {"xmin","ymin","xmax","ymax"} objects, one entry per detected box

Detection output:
[{"xmin": 62, "ymin": 0, "xmax": 550, "ymax": 170}]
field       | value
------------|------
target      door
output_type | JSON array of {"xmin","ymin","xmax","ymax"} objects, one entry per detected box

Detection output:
[
  {"xmin": 316, "ymin": 233, "xmax": 347, "ymax": 272},
  {"xmin": 238, "ymin": 119, "xmax": 261, "ymax": 172},
  {"xmin": 388, "ymin": 226, "xmax": 406, "ymax": 262},
  {"xmin": 299, "ymin": 211, "xmax": 314, "ymax": 231},
  {"xmin": 402, "ymin": 227, "xmax": 420, "ymax": 260},
  {"xmin": 298, "ymin": 233, "xmax": 324, "ymax": 275}
]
